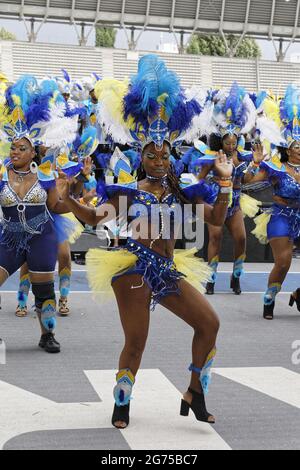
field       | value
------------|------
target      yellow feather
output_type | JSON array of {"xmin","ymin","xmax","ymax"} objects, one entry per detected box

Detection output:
[
  {"xmin": 94, "ymin": 78, "xmax": 129, "ymax": 125},
  {"xmin": 263, "ymin": 97, "xmax": 281, "ymax": 128},
  {"xmin": 12, "ymin": 94, "xmax": 21, "ymax": 107}
]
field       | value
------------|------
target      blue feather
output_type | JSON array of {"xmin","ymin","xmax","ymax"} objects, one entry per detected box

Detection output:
[
  {"xmin": 182, "ymin": 147, "xmax": 199, "ymax": 165},
  {"xmin": 5, "ymin": 75, "xmax": 38, "ymax": 113},
  {"xmin": 39, "ymin": 79, "xmax": 59, "ymax": 97},
  {"xmin": 223, "ymin": 82, "xmax": 247, "ymax": 128},
  {"xmin": 123, "ymin": 149, "xmax": 141, "ymax": 171},
  {"xmin": 95, "ymin": 152, "xmax": 112, "ymax": 169},
  {"xmin": 124, "ymin": 55, "xmax": 181, "ymax": 125},
  {"xmin": 25, "ymin": 94, "xmax": 52, "ymax": 128},
  {"xmin": 170, "ymin": 157, "xmax": 184, "ymax": 177},
  {"xmin": 65, "ymin": 102, "xmax": 86, "ymax": 118},
  {"xmin": 96, "ymin": 180, "xmax": 109, "ymax": 203},
  {"xmin": 62, "ymin": 69, "xmax": 71, "ymax": 83},
  {"xmin": 280, "ymin": 85, "xmax": 300, "ymax": 122},
  {"xmin": 255, "ymin": 91, "xmax": 267, "ymax": 109},
  {"xmin": 92, "ymin": 72, "xmax": 101, "ymax": 81},
  {"xmin": 169, "ymin": 96, "xmax": 202, "ymax": 134}
]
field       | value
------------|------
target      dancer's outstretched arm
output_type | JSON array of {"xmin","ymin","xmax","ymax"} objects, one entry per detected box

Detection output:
[
  {"xmin": 56, "ymin": 172, "xmax": 119, "ymax": 226},
  {"xmin": 198, "ymin": 152, "xmax": 234, "ymax": 226},
  {"xmin": 243, "ymin": 143, "xmax": 267, "ymax": 184}
]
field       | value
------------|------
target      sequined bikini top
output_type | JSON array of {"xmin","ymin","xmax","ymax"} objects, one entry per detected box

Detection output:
[
  {"xmin": 261, "ymin": 160, "xmax": 300, "ymax": 203},
  {"xmin": 101, "ymin": 179, "xmax": 216, "ymax": 209},
  {"xmin": 0, "ymin": 179, "xmax": 48, "ymax": 208}
]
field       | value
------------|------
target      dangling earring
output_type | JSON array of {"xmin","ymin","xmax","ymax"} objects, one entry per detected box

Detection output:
[{"xmin": 30, "ymin": 161, "xmax": 38, "ymax": 174}]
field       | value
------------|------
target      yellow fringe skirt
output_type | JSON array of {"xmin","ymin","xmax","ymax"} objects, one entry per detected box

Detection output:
[
  {"xmin": 240, "ymin": 193, "xmax": 262, "ymax": 219},
  {"xmin": 86, "ymin": 240, "xmax": 211, "ymax": 308}
]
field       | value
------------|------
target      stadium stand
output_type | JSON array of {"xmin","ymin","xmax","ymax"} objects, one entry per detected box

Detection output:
[{"xmin": 1, "ymin": 40, "xmax": 300, "ymax": 92}]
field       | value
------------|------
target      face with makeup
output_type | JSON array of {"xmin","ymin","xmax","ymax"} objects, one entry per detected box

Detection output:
[
  {"xmin": 62, "ymin": 93, "xmax": 70, "ymax": 102},
  {"xmin": 142, "ymin": 141, "xmax": 171, "ymax": 178},
  {"xmin": 222, "ymin": 134, "xmax": 238, "ymax": 157},
  {"xmin": 10, "ymin": 138, "xmax": 35, "ymax": 170},
  {"xmin": 89, "ymin": 89, "xmax": 98, "ymax": 104},
  {"xmin": 287, "ymin": 141, "xmax": 300, "ymax": 163}
]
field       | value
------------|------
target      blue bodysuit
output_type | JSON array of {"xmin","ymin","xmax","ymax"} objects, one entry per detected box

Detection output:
[{"xmin": 261, "ymin": 159, "xmax": 300, "ymax": 241}]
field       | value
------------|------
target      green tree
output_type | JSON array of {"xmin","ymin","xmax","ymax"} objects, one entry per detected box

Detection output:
[
  {"xmin": 95, "ymin": 27, "xmax": 116, "ymax": 48},
  {"xmin": 0, "ymin": 27, "xmax": 16, "ymax": 41},
  {"xmin": 187, "ymin": 34, "xmax": 261, "ymax": 59}
]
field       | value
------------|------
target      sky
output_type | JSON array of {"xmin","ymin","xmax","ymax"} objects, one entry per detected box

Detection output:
[{"xmin": 1, "ymin": 17, "xmax": 300, "ymax": 62}]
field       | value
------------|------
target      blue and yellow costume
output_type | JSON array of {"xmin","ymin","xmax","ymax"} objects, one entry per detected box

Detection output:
[
  {"xmin": 184, "ymin": 83, "xmax": 259, "ymax": 290},
  {"xmin": 189, "ymin": 140, "xmax": 258, "ymax": 220},
  {"xmin": 253, "ymin": 157, "xmax": 300, "ymax": 243},
  {"xmin": 252, "ymin": 85, "xmax": 300, "ymax": 310},
  {"xmin": 87, "ymin": 177, "xmax": 216, "ymax": 311},
  {"xmin": 0, "ymin": 75, "xmax": 80, "ymax": 339},
  {"xmin": 89, "ymin": 55, "xmax": 219, "ymax": 410}
]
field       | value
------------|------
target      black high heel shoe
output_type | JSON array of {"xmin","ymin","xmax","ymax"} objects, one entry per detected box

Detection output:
[
  {"xmin": 112, "ymin": 403, "xmax": 130, "ymax": 429},
  {"xmin": 263, "ymin": 302, "xmax": 275, "ymax": 320},
  {"xmin": 180, "ymin": 387, "xmax": 215, "ymax": 424},
  {"xmin": 289, "ymin": 289, "xmax": 300, "ymax": 312},
  {"xmin": 231, "ymin": 275, "xmax": 242, "ymax": 295},
  {"xmin": 205, "ymin": 282, "xmax": 215, "ymax": 295}
]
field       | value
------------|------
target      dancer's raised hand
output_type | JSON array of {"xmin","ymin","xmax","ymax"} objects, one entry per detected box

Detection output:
[
  {"xmin": 56, "ymin": 169, "xmax": 71, "ymax": 201},
  {"xmin": 214, "ymin": 151, "xmax": 233, "ymax": 179},
  {"xmin": 252, "ymin": 143, "xmax": 265, "ymax": 164}
]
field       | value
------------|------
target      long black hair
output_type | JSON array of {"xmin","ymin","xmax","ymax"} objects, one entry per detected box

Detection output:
[
  {"xmin": 209, "ymin": 133, "xmax": 223, "ymax": 152},
  {"xmin": 277, "ymin": 146, "xmax": 289, "ymax": 163}
]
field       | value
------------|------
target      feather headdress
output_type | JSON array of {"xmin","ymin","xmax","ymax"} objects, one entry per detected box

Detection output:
[
  {"xmin": 55, "ymin": 69, "xmax": 72, "ymax": 95},
  {"xmin": 280, "ymin": 85, "xmax": 300, "ymax": 147},
  {"xmin": 0, "ymin": 75, "xmax": 80, "ymax": 148},
  {"xmin": 255, "ymin": 92, "xmax": 283, "ymax": 148},
  {"xmin": 94, "ymin": 55, "xmax": 202, "ymax": 149},
  {"xmin": 213, "ymin": 82, "xmax": 256, "ymax": 138},
  {"xmin": 255, "ymin": 86, "xmax": 300, "ymax": 149},
  {"xmin": 71, "ymin": 73, "xmax": 102, "ymax": 103}
]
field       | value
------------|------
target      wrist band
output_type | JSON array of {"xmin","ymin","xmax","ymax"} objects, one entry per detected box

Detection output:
[
  {"xmin": 218, "ymin": 180, "xmax": 233, "ymax": 188},
  {"xmin": 219, "ymin": 187, "xmax": 233, "ymax": 194},
  {"xmin": 219, "ymin": 176, "xmax": 233, "ymax": 181}
]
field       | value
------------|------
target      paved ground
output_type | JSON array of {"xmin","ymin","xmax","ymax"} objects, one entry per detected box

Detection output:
[{"xmin": 1, "ymin": 261, "xmax": 300, "ymax": 450}]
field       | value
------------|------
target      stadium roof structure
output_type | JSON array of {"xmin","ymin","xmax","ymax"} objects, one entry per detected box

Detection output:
[{"xmin": 1, "ymin": 0, "xmax": 300, "ymax": 57}]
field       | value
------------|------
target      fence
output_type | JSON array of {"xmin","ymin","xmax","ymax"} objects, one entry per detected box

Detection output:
[{"xmin": 1, "ymin": 40, "xmax": 300, "ymax": 91}]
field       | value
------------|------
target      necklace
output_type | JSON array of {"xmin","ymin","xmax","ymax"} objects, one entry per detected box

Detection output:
[
  {"xmin": 12, "ymin": 167, "xmax": 31, "ymax": 183},
  {"xmin": 146, "ymin": 174, "xmax": 169, "ymax": 200},
  {"xmin": 287, "ymin": 162, "xmax": 300, "ymax": 174},
  {"xmin": 146, "ymin": 174, "xmax": 168, "ymax": 190}
]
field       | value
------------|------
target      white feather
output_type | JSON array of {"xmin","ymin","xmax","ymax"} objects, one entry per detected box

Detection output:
[
  {"xmin": 240, "ymin": 95, "xmax": 257, "ymax": 134},
  {"xmin": 256, "ymin": 116, "xmax": 283, "ymax": 146}
]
